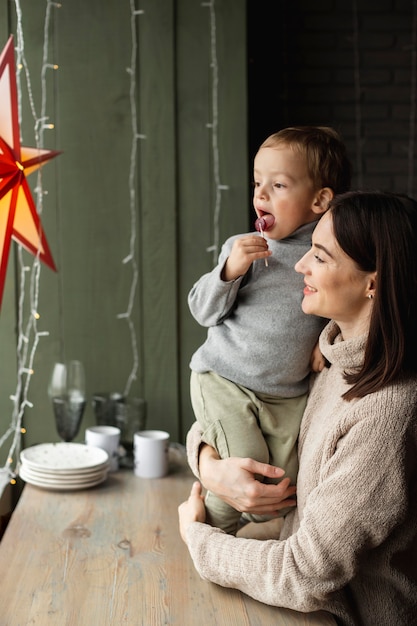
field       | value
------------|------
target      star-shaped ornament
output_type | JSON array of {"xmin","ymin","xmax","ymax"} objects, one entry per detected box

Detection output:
[{"xmin": 0, "ymin": 35, "xmax": 60, "ymax": 309}]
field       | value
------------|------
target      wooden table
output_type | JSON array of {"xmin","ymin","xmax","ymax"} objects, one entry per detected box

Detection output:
[{"xmin": 0, "ymin": 451, "xmax": 336, "ymax": 625}]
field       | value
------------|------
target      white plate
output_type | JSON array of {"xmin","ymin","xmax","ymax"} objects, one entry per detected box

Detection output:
[
  {"xmin": 20, "ymin": 442, "xmax": 109, "ymax": 473},
  {"xmin": 19, "ymin": 459, "xmax": 110, "ymax": 479},
  {"xmin": 19, "ymin": 466, "xmax": 108, "ymax": 491},
  {"xmin": 19, "ymin": 464, "xmax": 108, "ymax": 484}
]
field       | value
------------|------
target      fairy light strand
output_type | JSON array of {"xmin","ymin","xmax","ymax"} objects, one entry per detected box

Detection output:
[
  {"xmin": 202, "ymin": 0, "xmax": 229, "ymax": 265},
  {"xmin": 0, "ymin": 0, "xmax": 60, "ymax": 483},
  {"xmin": 117, "ymin": 0, "xmax": 141, "ymax": 398}
]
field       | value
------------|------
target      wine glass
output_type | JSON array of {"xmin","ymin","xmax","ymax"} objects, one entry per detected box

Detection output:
[{"xmin": 48, "ymin": 361, "xmax": 86, "ymax": 442}]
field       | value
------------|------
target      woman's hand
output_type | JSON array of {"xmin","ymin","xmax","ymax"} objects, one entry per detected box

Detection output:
[
  {"xmin": 199, "ymin": 445, "xmax": 297, "ymax": 515},
  {"xmin": 178, "ymin": 481, "xmax": 206, "ymax": 542}
]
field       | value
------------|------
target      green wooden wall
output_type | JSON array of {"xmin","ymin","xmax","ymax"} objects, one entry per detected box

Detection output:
[{"xmin": 0, "ymin": 0, "xmax": 248, "ymax": 461}]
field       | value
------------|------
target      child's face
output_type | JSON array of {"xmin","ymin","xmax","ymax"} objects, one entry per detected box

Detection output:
[{"xmin": 253, "ymin": 145, "xmax": 323, "ymax": 240}]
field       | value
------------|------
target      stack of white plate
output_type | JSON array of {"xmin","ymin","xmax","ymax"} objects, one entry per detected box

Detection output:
[{"xmin": 19, "ymin": 442, "xmax": 110, "ymax": 491}]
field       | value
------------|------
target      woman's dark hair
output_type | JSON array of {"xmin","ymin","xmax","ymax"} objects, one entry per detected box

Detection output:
[{"xmin": 329, "ymin": 190, "xmax": 417, "ymax": 400}]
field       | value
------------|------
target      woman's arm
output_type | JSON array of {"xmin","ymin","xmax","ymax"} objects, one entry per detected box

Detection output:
[
  {"xmin": 180, "ymin": 390, "xmax": 415, "ymax": 612},
  {"xmin": 199, "ymin": 444, "xmax": 297, "ymax": 515},
  {"xmin": 186, "ymin": 421, "xmax": 296, "ymax": 515}
]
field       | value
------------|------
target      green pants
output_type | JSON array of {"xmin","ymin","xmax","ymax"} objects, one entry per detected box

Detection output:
[{"xmin": 190, "ymin": 370, "xmax": 307, "ymax": 535}]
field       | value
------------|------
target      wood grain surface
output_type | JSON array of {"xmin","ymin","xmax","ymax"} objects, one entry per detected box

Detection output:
[{"xmin": 0, "ymin": 455, "xmax": 336, "ymax": 625}]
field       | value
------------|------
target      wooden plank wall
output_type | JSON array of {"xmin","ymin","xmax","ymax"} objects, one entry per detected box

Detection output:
[{"xmin": 0, "ymin": 0, "xmax": 248, "ymax": 457}]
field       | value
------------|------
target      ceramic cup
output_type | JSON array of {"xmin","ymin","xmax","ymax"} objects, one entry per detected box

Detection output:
[
  {"xmin": 85, "ymin": 425, "xmax": 120, "ymax": 472},
  {"xmin": 134, "ymin": 430, "xmax": 170, "ymax": 478}
]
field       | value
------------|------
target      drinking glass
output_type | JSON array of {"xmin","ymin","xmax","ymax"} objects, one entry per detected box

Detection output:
[
  {"xmin": 115, "ymin": 397, "xmax": 147, "ymax": 468},
  {"xmin": 49, "ymin": 361, "xmax": 86, "ymax": 442}
]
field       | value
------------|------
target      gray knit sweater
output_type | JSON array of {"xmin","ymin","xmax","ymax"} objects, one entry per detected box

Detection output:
[
  {"xmin": 188, "ymin": 222, "xmax": 326, "ymax": 397},
  {"xmin": 185, "ymin": 321, "xmax": 417, "ymax": 625}
]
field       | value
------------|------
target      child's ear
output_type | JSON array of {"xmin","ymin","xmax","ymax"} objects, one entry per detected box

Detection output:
[{"xmin": 312, "ymin": 187, "xmax": 334, "ymax": 215}]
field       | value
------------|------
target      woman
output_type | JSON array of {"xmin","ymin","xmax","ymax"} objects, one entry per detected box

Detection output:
[{"xmin": 178, "ymin": 191, "xmax": 417, "ymax": 626}]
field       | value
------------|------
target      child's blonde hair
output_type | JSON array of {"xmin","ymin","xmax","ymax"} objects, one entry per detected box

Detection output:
[{"xmin": 260, "ymin": 126, "xmax": 351, "ymax": 194}]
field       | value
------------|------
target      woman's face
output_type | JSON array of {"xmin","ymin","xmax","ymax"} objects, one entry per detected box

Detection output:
[{"xmin": 295, "ymin": 212, "xmax": 376, "ymax": 339}]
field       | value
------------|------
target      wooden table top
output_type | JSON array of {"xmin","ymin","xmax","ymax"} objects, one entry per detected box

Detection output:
[{"xmin": 0, "ymin": 451, "xmax": 336, "ymax": 625}]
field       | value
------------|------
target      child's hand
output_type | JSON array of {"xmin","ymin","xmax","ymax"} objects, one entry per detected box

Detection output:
[
  {"xmin": 310, "ymin": 340, "xmax": 326, "ymax": 372},
  {"xmin": 221, "ymin": 235, "xmax": 271, "ymax": 281}
]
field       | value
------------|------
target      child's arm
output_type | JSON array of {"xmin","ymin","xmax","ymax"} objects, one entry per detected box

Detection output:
[
  {"xmin": 188, "ymin": 234, "xmax": 269, "ymax": 326},
  {"xmin": 221, "ymin": 234, "xmax": 271, "ymax": 281},
  {"xmin": 310, "ymin": 340, "xmax": 326, "ymax": 373}
]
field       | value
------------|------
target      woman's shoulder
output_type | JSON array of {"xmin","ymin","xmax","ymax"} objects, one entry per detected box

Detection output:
[
  {"xmin": 360, "ymin": 377, "xmax": 417, "ymax": 411},
  {"xmin": 307, "ymin": 369, "xmax": 417, "ymax": 442},
  {"xmin": 344, "ymin": 377, "xmax": 417, "ymax": 443}
]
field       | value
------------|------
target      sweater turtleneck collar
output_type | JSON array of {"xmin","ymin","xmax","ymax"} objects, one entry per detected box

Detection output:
[
  {"xmin": 284, "ymin": 220, "xmax": 319, "ymax": 243},
  {"xmin": 264, "ymin": 220, "xmax": 320, "ymax": 248},
  {"xmin": 319, "ymin": 320, "xmax": 367, "ymax": 371}
]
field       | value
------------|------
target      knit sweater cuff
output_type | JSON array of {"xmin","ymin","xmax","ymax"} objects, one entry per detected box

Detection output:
[
  {"xmin": 186, "ymin": 422, "xmax": 204, "ymax": 478},
  {"xmin": 186, "ymin": 522, "xmax": 227, "ymax": 581}
]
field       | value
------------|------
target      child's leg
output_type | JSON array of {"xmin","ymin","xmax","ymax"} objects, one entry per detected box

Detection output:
[
  {"xmin": 247, "ymin": 392, "xmax": 307, "ymax": 521},
  {"xmin": 259, "ymin": 392, "xmax": 307, "ymax": 485},
  {"xmin": 190, "ymin": 371, "xmax": 269, "ymax": 535}
]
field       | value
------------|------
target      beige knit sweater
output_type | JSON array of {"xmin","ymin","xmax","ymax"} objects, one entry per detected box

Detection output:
[{"xmin": 185, "ymin": 321, "xmax": 417, "ymax": 625}]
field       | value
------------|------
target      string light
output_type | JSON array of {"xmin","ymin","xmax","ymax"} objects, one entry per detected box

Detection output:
[
  {"xmin": 0, "ymin": 0, "xmax": 61, "ymax": 484},
  {"xmin": 19, "ymin": 368, "xmax": 34, "ymax": 376},
  {"xmin": 201, "ymin": 0, "xmax": 229, "ymax": 265},
  {"xmin": 117, "ymin": 0, "xmax": 142, "ymax": 399}
]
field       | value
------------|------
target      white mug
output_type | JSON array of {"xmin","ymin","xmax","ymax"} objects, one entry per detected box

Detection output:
[
  {"xmin": 85, "ymin": 425, "xmax": 120, "ymax": 472},
  {"xmin": 134, "ymin": 430, "xmax": 170, "ymax": 478}
]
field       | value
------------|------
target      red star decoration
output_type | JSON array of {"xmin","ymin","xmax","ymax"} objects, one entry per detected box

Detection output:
[{"xmin": 0, "ymin": 35, "xmax": 59, "ymax": 309}]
